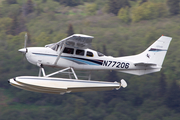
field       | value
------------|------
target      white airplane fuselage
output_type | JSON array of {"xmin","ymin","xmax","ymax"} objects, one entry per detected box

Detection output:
[{"xmin": 24, "ymin": 47, "xmax": 135, "ymax": 71}]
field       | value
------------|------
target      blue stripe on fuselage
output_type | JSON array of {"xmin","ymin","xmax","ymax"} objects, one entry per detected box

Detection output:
[
  {"xmin": 61, "ymin": 56, "xmax": 100, "ymax": 65},
  {"xmin": 33, "ymin": 53, "xmax": 58, "ymax": 57},
  {"xmin": 32, "ymin": 53, "xmax": 102, "ymax": 66}
]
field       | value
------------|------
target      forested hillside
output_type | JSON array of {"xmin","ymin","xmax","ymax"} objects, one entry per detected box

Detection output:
[{"xmin": 1, "ymin": 0, "xmax": 180, "ymax": 120}]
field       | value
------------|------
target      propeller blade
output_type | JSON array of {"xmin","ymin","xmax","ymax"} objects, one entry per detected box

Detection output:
[
  {"xmin": 24, "ymin": 33, "xmax": 28, "ymax": 48},
  {"xmin": 18, "ymin": 33, "xmax": 28, "ymax": 62}
]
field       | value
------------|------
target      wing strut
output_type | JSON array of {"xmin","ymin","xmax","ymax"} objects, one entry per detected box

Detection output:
[{"xmin": 54, "ymin": 41, "xmax": 65, "ymax": 65}]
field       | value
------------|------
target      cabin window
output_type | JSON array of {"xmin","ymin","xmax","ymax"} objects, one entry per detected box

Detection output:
[
  {"xmin": 86, "ymin": 51, "xmax": 93, "ymax": 57},
  {"xmin": 76, "ymin": 49, "xmax": 84, "ymax": 56},
  {"xmin": 63, "ymin": 47, "xmax": 74, "ymax": 54},
  {"xmin": 55, "ymin": 45, "xmax": 59, "ymax": 51}
]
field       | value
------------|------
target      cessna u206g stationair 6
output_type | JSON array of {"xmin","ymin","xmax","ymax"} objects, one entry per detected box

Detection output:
[{"xmin": 9, "ymin": 34, "xmax": 172, "ymax": 94}]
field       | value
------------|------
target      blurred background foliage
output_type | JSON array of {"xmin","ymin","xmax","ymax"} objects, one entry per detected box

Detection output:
[{"xmin": 0, "ymin": 0, "xmax": 180, "ymax": 119}]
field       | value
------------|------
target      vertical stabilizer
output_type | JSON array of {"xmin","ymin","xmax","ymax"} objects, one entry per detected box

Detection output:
[
  {"xmin": 139, "ymin": 35, "xmax": 172, "ymax": 66},
  {"xmin": 120, "ymin": 36, "xmax": 172, "ymax": 75}
]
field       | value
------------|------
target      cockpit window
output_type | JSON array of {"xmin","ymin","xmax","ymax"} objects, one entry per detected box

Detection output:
[
  {"xmin": 86, "ymin": 51, "xmax": 93, "ymax": 57},
  {"xmin": 63, "ymin": 47, "xmax": 74, "ymax": 54},
  {"xmin": 50, "ymin": 44, "xmax": 56, "ymax": 50},
  {"xmin": 76, "ymin": 49, "xmax": 84, "ymax": 56},
  {"xmin": 97, "ymin": 52, "xmax": 104, "ymax": 57},
  {"xmin": 55, "ymin": 45, "xmax": 59, "ymax": 51},
  {"xmin": 48, "ymin": 44, "xmax": 60, "ymax": 51}
]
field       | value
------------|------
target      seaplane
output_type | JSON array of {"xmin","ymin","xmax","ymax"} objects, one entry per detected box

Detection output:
[{"xmin": 9, "ymin": 34, "xmax": 172, "ymax": 94}]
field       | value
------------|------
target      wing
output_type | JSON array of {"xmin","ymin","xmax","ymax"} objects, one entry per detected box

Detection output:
[
  {"xmin": 46, "ymin": 34, "xmax": 94, "ymax": 49},
  {"xmin": 45, "ymin": 34, "xmax": 94, "ymax": 65},
  {"xmin": 61, "ymin": 34, "xmax": 93, "ymax": 49}
]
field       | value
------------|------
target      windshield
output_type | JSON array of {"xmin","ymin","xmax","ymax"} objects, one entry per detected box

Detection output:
[
  {"xmin": 46, "ymin": 43, "xmax": 59, "ymax": 51},
  {"xmin": 45, "ymin": 43, "xmax": 55, "ymax": 48}
]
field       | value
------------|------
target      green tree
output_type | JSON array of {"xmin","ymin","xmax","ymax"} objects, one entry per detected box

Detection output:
[
  {"xmin": 23, "ymin": 0, "xmax": 34, "ymax": 16},
  {"xmin": 6, "ymin": 16, "xmax": 26, "ymax": 36},
  {"xmin": 75, "ymin": 97, "xmax": 86, "ymax": 116},
  {"xmin": 107, "ymin": 0, "xmax": 130, "ymax": 15},
  {"xmin": 118, "ymin": 48, "xmax": 125, "ymax": 56},
  {"xmin": 118, "ymin": 7, "xmax": 130, "ymax": 23},
  {"xmin": 167, "ymin": 0, "xmax": 180, "ymax": 15},
  {"xmin": 35, "ymin": 32, "xmax": 50, "ymax": 46},
  {"xmin": 6, "ymin": 16, "xmax": 18, "ymax": 35},
  {"xmin": 132, "ymin": 95, "xmax": 143, "ymax": 106},
  {"xmin": 0, "ymin": 17, "xmax": 12, "ymax": 32},
  {"xmin": 85, "ymin": 3, "xmax": 97, "ymax": 15},
  {"xmin": 157, "ymin": 73, "xmax": 167, "ymax": 97},
  {"xmin": 102, "ymin": 44, "xmax": 107, "ymax": 55},
  {"xmin": 17, "ymin": 15, "xmax": 27, "ymax": 34},
  {"xmin": 67, "ymin": 23, "xmax": 74, "ymax": 36},
  {"xmin": 1, "ymin": 110, "xmax": 21, "ymax": 120},
  {"xmin": 140, "ymin": 0, "xmax": 148, "ymax": 4},
  {"xmin": 165, "ymin": 80, "xmax": 180, "ymax": 112},
  {"xmin": 59, "ymin": 0, "xmax": 82, "ymax": 7},
  {"xmin": 103, "ymin": 71, "xmax": 119, "ymax": 103},
  {"xmin": 5, "ymin": 0, "xmax": 17, "ymax": 4},
  {"xmin": 132, "ymin": 2, "xmax": 167, "ymax": 22}
]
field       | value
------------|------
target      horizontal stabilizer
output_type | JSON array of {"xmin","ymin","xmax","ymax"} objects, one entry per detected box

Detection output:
[
  {"xmin": 134, "ymin": 62, "xmax": 157, "ymax": 66},
  {"xmin": 120, "ymin": 68, "xmax": 161, "ymax": 75}
]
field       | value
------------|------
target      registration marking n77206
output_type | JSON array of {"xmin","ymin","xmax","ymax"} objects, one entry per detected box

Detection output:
[{"xmin": 102, "ymin": 60, "xmax": 130, "ymax": 69}]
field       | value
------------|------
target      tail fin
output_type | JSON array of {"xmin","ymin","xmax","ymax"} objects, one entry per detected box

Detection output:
[
  {"xmin": 120, "ymin": 36, "xmax": 172, "ymax": 75},
  {"xmin": 137, "ymin": 35, "xmax": 172, "ymax": 66}
]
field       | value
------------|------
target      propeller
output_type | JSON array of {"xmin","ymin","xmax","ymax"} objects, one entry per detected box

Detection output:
[
  {"xmin": 18, "ymin": 33, "xmax": 29, "ymax": 63},
  {"xmin": 19, "ymin": 33, "xmax": 28, "ymax": 54}
]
